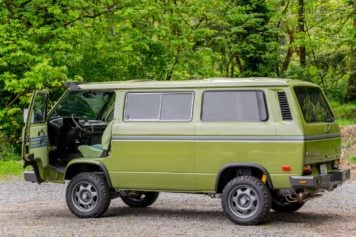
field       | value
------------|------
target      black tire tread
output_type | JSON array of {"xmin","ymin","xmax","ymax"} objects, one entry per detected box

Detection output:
[{"xmin": 121, "ymin": 192, "xmax": 159, "ymax": 208}]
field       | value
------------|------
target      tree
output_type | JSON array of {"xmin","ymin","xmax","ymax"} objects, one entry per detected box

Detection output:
[
  {"xmin": 0, "ymin": 0, "xmax": 355, "ymax": 144},
  {"xmin": 347, "ymin": 0, "xmax": 356, "ymax": 100},
  {"xmin": 210, "ymin": 0, "xmax": 277, "ymax": 77}
]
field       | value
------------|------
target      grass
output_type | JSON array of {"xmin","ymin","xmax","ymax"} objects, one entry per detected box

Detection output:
[
  {"xmin": 330, "ymin": 101, "xmax": 356, "ymax": 125},
  {"xmin": 0, "ymin": 160, "xmax": 23, "ymax": 177},
  {"xmin": 337, "ymin": 119, "xmax": 356, "ymax": 126},
  {"xmin": 349, "ymin": 155, "xmax": 356, "ymax": 164}
]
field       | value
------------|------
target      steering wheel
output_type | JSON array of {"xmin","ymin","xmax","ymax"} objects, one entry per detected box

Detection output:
[{"xmin": 71, "ymin": 114, "xmax": 93, "ymax": 135}]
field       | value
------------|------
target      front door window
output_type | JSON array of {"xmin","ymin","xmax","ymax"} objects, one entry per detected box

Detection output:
[{"xmin": 31, "ymin": 93, "xmax": 48, "ymax": 124}]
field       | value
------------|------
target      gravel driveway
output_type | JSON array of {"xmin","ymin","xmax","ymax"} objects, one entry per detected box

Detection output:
[{"xmin": 0, "ymin": 170, "xmax": 355, "ymax": 237}]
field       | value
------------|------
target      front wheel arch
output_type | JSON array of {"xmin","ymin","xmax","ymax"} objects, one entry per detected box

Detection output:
[{"xmin": 65, "ymin": 163, "xmax": 112, "ymax": 189}]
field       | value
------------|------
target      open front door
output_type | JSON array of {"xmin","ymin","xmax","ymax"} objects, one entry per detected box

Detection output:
[{"xmin": 22, "ymin": 91, "xmax": 49, "ymax": 183}]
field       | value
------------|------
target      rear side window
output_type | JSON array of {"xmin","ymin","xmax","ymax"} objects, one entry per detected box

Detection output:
[
  {"xmin": 124, "ymin": 92, "xmax": 193, "ymax": 121},
  {"xmin": 294, "ymin": 86, "xmax": 334, "ymax": 123},
  {"xmin": 202, "ymin": 91, "xmax": 268, "ymax": 122}
]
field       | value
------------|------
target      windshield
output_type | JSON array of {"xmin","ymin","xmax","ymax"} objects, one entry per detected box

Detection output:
[
  {"xmin": 50, "ymin": 91, "xmax": 115, "ymax": 120},
  {"xmin": 294, "ymin": 86, "xmax": 334, "ymax": 123}
]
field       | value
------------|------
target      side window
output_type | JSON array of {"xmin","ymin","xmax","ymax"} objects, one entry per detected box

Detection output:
[
  {"xmin": 160, "ymin": 93, "xmax": 192, "ymax": 121},
  {"xmin": 32, "ymin": 93, "xmax": 48, "ymax": 124},
  {"xmin": 202, "ymin": 91, "xmax": 267, "ymax": 122},
  {"xmin": 125, "ymin": 93, "xmax": 161, "ymax": 120},
  {"xmin": 124, "ymin": 92, "xmax": 193, "ymax": 121}
]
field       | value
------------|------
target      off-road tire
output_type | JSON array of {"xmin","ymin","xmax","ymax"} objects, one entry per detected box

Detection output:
[
  {"xmin": 221, "ymin": 176, "xmax": 271, "ymax": 225},
  {"xmin": 121, "ymin": 192, "xmax": 159, "ymax": 208},
  {"xmin": 66, "ymin": 172, "xmax": 111, "ymax": 218}
]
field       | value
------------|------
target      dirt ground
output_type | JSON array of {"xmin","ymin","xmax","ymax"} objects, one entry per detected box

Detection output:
[
  {"xmin": 340, "ymin": 125, "xmax": 356, "ymax": 168},
  {"xmin": 0, "ymin": 170, "xmax": 355, "ymax": 237}
]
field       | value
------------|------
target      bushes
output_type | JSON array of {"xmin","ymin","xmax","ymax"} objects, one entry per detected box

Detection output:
[
  {"xmin": 349, "ymin": 155, "xmax": 356, "ymax": 164},
  {"xmin": 0, "ymin": 132, "xmax": 20, "ymax": 161},
  {"xmin": 0, "ymin": 132, "xmax": 22, "ymax": 176}
]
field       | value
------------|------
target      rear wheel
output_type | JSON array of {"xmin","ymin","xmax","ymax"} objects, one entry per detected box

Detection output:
[
  {"xmin": 121, "ymin": 191, "xmax": 159, "ymax": 208},
  {"xmin": 66, "ymin": 172, "xmax": 111, "ymax": 218},
  {"xmin": 221, "ymin": 176, "xmax": 271, "ymax": 225}
]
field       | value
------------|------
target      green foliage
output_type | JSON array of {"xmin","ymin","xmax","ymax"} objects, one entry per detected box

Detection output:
[
  {"xmin": 330, "ymin": 101, "xmax": 356, "ymax": 125},
  {"xmin": 0, "ymin": 0, "xmax": 355, "ymax": 144},
  {"xmin": 274, "ymin": 0, "xmax": 353, "ymax": 101},
  {"xmin": 349, "ymin": 155, "xmax": 356, "ymax": 164},
  {"xmin": 0, "ymin": 132, "xmax": 20, "ymax": 161},
  {"xmin": 0, "ymin": 160, "xmax": 23, "ymax": 176},
  {"xmin": 225, "ymin": 0, "xmax": 277, "ymax": 77}
]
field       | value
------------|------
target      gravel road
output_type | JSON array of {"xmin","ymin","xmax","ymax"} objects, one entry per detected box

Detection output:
[{"xmin": 0, "ymin": 170, "xmax": 355, "ymax": 237}]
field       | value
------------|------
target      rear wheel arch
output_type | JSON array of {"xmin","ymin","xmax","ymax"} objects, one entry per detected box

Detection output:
[
  {"xmin": 65, "ymin": 162, "xmax": 112, "ymax": 189},
  {"xmin": 215, "ymin": 163, "xmax": 273, "ymax": 193}
]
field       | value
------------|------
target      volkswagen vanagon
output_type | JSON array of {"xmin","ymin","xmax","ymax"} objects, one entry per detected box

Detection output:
[{"xmin": 22, "ymin": 78, "xmax": 350, "ymax": 225}]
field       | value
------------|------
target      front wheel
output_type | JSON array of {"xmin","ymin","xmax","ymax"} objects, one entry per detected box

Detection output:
[
  {"xmin": 221, "ymin": 176, "xmax": 271, "ymax": 225},
  {"xmin": 121, "ymin": 191, "xmax": 159, "ymax": 208},
  {"xmin": 66, "ymin": 172, "xmax": 111, "ymax": 218}
]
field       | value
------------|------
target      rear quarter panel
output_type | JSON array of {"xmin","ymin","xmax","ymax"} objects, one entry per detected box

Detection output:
[{"xmin": 194, "ymin": 88, "xmax": 304, "ymax": 191}]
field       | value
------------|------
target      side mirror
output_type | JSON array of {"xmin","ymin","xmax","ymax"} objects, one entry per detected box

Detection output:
[{"xmin": 23, "ymin": 108, "xmax": 29, "ymax": 124}]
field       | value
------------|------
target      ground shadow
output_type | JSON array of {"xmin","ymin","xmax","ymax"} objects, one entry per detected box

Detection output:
[
  {"xmin": 34, "ymin": 203, "xmax": 341, "ymax": 227},
  {"xmin": 105, "ymin": 206, "xmax": 225, "ymax": 221}
]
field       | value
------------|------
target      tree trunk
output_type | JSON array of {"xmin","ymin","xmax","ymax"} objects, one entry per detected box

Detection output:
[
  {"xmin": 347, "ymin": 1, "xmax": 356, "ymax": 100},
  {"xmin": 235, "ymin": 55, "xmax": 244, "ymax": 75},
  {"xmin": 298, "ymin": 0, "xmax": 306, "ymax": 67},
  {"xmin": 281, "ymin": 28, "xmax": 295, "ymax": 74}
]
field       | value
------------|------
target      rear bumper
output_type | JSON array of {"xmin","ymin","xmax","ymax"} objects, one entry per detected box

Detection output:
[{"xmin": 289, "ymin": 169, "xmax": 350, "ymax": 191}]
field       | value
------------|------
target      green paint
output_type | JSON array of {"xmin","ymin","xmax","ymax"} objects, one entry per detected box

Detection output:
[{"xmin": 22, "ymin": 78, "xmax": 344, "ymax": 193}]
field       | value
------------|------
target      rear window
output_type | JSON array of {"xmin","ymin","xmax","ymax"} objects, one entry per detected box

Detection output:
[
  {"xmin": 294, "ymin": 86, "xmax": 334, "ymax": 123},
  {"xmin": 201, "ymin": 91, "xmax": 268, "ymax": 122}
]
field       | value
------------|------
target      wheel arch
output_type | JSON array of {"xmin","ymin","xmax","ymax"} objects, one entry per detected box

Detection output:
[
  {"xmin": 65, "ymin": 161, "xmax": 112, "ymax": 189},
  {"xmin": 215, "ymin": 163, "xmax": 273, "ymax": 193}
]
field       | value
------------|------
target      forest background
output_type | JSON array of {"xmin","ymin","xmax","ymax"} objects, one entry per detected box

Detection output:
[{"xmin": 0, "ymin": 0, "xmax": 355, "ymax": 165}]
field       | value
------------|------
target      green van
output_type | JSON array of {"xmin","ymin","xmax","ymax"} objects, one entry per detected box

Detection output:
[{"xmin": 22, "ymin": 78, "xmax": 350, "ymax": 225}]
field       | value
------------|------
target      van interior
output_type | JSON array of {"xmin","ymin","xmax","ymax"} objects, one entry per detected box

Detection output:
[{"xmin": 48, "ymin": 90, "xmax": 115, "ymax": 168}]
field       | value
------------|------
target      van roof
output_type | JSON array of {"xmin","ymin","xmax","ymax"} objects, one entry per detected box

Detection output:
[{"xmin": 75, "ymin": 77, "xmax": 316, "ymax": 90}]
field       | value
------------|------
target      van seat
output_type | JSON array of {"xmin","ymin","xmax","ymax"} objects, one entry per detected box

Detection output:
[{"xmin": 78, "ymin": 121, "xmax": 113, "ymax": 158}]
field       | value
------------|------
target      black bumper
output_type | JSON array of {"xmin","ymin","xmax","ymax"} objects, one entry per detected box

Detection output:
[{"xmin": 290, "ymin": 169, "xmax": 350, "ymax": 190}]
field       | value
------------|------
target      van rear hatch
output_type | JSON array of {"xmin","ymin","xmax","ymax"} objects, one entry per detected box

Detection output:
[
  {"xmin": 289, "ymin": 86, "xmax": 350, "ymax": 191},
  {"xmin": 293, "ymin": 86, "xmax": 341, "ymax": 168}
]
